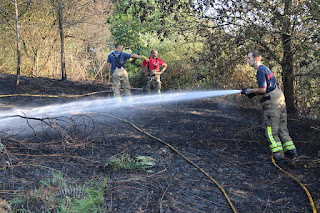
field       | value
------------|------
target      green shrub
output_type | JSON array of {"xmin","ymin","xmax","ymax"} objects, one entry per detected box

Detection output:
[
  {"xmin": 9, "ymin": 173, "xmax": 108, "ymax": 212},
  {"xmin": 105, "ymin": 153, "xmax": 155, "ymax": 172}
]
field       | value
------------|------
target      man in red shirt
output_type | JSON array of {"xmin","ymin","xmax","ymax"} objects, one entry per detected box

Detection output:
[{"xmin": 141, "ymin": 49, "xmax": 167, "ymax": 94}]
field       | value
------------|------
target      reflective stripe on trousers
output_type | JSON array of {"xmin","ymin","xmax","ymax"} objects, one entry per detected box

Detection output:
[
  {"xmin": 267, "ymin": 126, "xmax": 283, "ymax": 152},
  {"xmin": 263, "ymin": 87, "xmax": 296, "ymax": 153},
  {"xmin": 283, "ymin": 141, "xmax": 295, "ymax": 152}
]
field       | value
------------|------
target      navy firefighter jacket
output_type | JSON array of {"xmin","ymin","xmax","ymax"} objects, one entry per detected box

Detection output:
[
  {"xmin": 256, "ymin": 65, "xmax": 278, "ymax": 93},
  {"xmin": 107, "ymin": 51, "xmax": 131, "ymax": 74}
]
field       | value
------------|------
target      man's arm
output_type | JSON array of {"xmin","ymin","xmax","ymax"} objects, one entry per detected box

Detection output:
[
  {"xmin": 106, "ymin": 62, "xmax": 111, "ymax": 75},
  {"xmin": 248, "ymin": 87, "xmax": 266, "ymax": 94},
  {"xmin": 106, "ymin": 62, "xmax": 111, "ymax": 71},
  {"xmin": 160, "ymin": 63, "xmax": 167, "ymax": 73},
  {"xmin": 141, "ymin": 61, "xmax": 148, "ymax": 75},
  {"xmin": 131, "ymin": 54, "xmax": 148, "ymax": 61}
]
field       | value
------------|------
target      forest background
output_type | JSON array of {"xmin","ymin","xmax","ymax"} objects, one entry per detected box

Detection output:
[{"xmin": 0, "ymin": 0, "xmax": 319, "ymax": 118}]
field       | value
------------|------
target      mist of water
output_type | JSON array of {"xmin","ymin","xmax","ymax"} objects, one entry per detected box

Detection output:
[{"xmin": 0, "ymin": 90, "xmax": 240, "ymax": 132}]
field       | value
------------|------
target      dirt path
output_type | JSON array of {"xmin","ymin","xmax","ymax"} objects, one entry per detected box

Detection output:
[{"xmin": 0, "ymin": 74, "xmax": 319, "ymax": 212}]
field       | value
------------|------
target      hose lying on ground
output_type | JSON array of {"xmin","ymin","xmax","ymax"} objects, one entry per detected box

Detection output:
[
  {"xmin": 96, "ymin": 112, "xmax": 238, "ymax": 213},
  {"xmin": 272, "ymin": 156, "xmax": 317, "ymax": 213},
  {"xmin": 0, "ymin": 90, "xmax": 112, "ymax": 98}
]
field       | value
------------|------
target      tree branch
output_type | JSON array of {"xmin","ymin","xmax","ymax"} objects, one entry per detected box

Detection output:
[{"xmin": 0, "ymin": 5, "xmax": 15, "ymax": 20}]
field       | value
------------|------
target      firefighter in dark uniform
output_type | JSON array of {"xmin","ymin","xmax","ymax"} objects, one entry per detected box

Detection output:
[
  {"xmin": 106, "ymin": 43, "xmax": 148, "ymax": 102},
  {"xmin": 242, "ymin": 50, "xmax": 298, "ymax": 161}
]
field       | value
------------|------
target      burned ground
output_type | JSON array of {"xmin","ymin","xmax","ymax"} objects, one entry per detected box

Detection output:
[{"xmin": 0, "ymin": 73, "xmax": 319, "ymax": 212}]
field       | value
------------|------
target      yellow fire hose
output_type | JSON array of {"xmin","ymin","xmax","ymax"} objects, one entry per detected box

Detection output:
[
  {"xmin": 96, "ymin": 112, "xmax": 238, "ymax": 213},
  {"xmin": 0, "ymin": 90, "xmax": 111, "ymax": 98},
  {"xmin": 0, "ymin": 91, "xmax": 112, "ymax": 108},
  {"xmin": 97, "ymin": 112, "xmax": 318, "ymax": 213},
  {"xmin": 272, "ymin": 156, "xmax": 317, "ymax": 213}
]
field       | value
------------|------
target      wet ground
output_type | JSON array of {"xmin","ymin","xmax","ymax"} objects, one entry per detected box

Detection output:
[{"xmin": 0, "ymin": 74, "xmax": 319, "ymax": 212}]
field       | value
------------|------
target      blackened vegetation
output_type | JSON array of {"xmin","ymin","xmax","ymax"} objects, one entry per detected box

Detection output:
[{"xmin": 0, "ymin": 74, "xmax": 319, "ymax": 212}]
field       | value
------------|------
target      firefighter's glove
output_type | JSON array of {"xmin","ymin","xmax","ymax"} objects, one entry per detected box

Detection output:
[
  {"xmin": 241, "ymin": 88, "xmax": 251, "ymax": 95},
  {"xmin": 241, "ymin": 88, "xmax": 256, "ymax": 99},
  {"xmin": 141, "ymin": 56, "xmax": 149, "ymax": 61}
]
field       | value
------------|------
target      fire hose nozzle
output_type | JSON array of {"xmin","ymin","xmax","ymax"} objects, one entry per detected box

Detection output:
[{"xmin": 241, "ymin": 88, "xmax": 250, "ymax": 95}]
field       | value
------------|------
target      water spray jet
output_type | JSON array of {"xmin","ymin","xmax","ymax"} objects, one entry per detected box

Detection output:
[{"xmin": 0, "ymin": 90, "xmax": 241, "ymax": 132}]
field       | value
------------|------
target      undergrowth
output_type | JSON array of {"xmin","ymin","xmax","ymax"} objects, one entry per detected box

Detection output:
[
  {"xmin": 105, "ymin": 153, "xmax": 155, "ymax": 172},
  {"xmin": 3, "ymin": 154, "xmax": 155, "ymax": 212},
  {"xmin": 7, "ymin": 172, "xmax": 108, "ymax": 213}
]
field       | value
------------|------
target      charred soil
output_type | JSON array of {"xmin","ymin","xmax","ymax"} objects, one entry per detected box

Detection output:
[{"xmin": 0, "ymin": 74, "xmax": 319, "ymax": 213}]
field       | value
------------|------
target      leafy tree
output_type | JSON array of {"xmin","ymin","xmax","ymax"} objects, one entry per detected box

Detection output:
[
  {"xmin": 194, "ymin": 0, "xmax": 319, "ymax": 113},
  {"xmin": 108, "ymin": 0, "xmax": 209, "ymax": 88},
  {"xmin": 48, "ymin": 0, "xmax": 112, "ymax": 81},
  {"xmin": 0, "ymin": 0, "xmax": 111, "ymax": 81},
  {"xmin": 49, "ymin": 0, "xmax": 68, "ymax": 80},
  {"xmin": 108, "ymin": 0, "xmax": 200, "ymax": 45},
  {"xmin": 0, "ymin": 0, "xmax": 32, "ymax": 85}
]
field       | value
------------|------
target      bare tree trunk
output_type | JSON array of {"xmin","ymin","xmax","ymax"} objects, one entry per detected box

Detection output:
[
  {"xmin": 14, "ymin": 0, "xmax": 21, "ymax": 86},
  {"xmin": 58, "ymin": 0, "xmax": 66, "ymax": 80},
  {"xmin": 281, "ymin": 35, "xmax": 295, "ymax": 113},
  {"xmin": 281, "ymin": 0, "xmax": 296, "ymax": 113}
]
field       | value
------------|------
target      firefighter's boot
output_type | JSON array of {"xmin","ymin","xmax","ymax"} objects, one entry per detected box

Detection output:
[
  {"xmin": 273, "ymin": 150, "xmax": 285, "ymax": 161},
  {"xmin": 285, "ymin": 149, "xmax": 298, "ymax": 159}
]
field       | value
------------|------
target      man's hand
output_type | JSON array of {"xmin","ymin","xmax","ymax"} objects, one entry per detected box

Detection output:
[
  {"xmin": 241, "ymin": 88, "xmax": 251, "ymax": 95},
  {"xmin": 141, "ymin": 56, "xmax": 149, "ymax": 61},
  {"xmin": 241, "ymin": 88, "xmax": 256, "ymax": 99}
]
